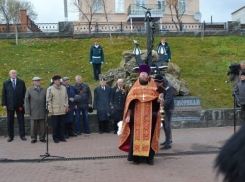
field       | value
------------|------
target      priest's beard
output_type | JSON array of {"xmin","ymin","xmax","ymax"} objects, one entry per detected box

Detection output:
[{"xmin": 139, "ymin": 77, "xmax": 148, "ymax": 85}]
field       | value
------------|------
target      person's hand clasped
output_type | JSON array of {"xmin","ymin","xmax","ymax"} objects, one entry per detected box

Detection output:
[{"xmin": 125, "ymin": 116, "xmax": 130, "ymax": 123}]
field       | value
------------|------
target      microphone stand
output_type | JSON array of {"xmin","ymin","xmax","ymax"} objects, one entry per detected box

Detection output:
[
  {"xmin": 226, "ymin": 81, "xmax": 239, "ymax": 133},
  {"xmin": 39, "ymin": 87, "xmax": 65, "ymax": 162}
]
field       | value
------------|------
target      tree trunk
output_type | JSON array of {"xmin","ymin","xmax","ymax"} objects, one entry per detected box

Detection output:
[
  {"xmin": 106, "ymin": 20, "xmax": 113, "ymax": 44},
  {"xmin": 14, "ymin": 24, "xmax": 18, "ymax": 45}
]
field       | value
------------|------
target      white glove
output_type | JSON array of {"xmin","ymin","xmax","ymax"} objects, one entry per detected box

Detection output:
[
  {"xmin": 168, "ymin": 59, "xmax": 171, "ymax": 62},
  {"xmin": 102, "ymin": 62, "xmax": 104, "ymax": 64},
  {"xmin": 90, "ymin": 62, "xmax": 92, "ymax": 64}
]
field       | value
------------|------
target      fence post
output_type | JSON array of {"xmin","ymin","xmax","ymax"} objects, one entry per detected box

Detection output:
[
  {"xmin": 203, "ymin": 21, "xmax": 205, "ymax": 31},
  {"xmin": 96, "ymin": 22, "xmax": 98, "ymax": 33},
  {"xmin": 120, "ymin": 22, "xmax": 123, "ymax": 32}
]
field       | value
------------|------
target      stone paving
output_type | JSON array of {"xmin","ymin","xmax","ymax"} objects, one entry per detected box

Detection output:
[{"xmin": 0, "ymin": 127, "xmax": 236, "ymax": 182}]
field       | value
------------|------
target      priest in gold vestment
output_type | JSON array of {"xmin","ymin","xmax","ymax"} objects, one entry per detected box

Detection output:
[{"xmin": 119, "ymin": 64, "xmax": 163, "ymax": 165}]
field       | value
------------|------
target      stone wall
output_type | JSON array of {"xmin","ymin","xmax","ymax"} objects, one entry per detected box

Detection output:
[{"xmin": 0, "ymin": 108, "xmax": 241, "ymax": 136}]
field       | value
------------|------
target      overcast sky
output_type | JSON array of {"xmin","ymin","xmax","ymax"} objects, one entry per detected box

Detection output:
[{"xmin": 29, "ymin": 0, "xmax": 245, "ymax": 23}]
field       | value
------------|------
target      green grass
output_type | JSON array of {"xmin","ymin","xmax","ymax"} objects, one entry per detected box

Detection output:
[{"xmin": 1, "ymin": 35, "xmax": 245, "ymax": 115}]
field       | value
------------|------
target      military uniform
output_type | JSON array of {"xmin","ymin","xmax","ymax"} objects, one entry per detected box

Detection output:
[{"xmin": 110, "ymin": 86, "xmax": 127, "ymax": 133}]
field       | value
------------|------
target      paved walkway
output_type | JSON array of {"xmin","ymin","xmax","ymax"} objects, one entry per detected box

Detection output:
[{"xmin": 0, "ymin": 127, "xmax": 236, "ymax": 182}]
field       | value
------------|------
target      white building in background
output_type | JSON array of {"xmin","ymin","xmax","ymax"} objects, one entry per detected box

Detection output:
[{"xmin": 232, "ymin": 6, "xmax": 245, "ymax": 24}]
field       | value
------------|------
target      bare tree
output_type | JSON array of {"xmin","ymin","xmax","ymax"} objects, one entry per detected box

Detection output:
[
  {"xmin": 69, "ymin": 0, "xmax": 102, "ymax": 33},
  {"xmin": 0, "ymin": 0, "xmax": 37, "ymax": 24},
  {"xmin": 166, "ymin": 0, "xmax": 193, "ymax": 31},
  {"xmin": 100, "ymin": 0, "xmax": 113, "ymax": 43},
  {"xmin": 0, "ymin": 0, "xmax": 37, "ymax": 45}
]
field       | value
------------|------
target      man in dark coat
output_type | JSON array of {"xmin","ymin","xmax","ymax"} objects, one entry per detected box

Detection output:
[
  {"xmin": 94, "ymin": 78, "xmax": 111, "ymax": 134},
  {"xmin": 25, "ymin": 77, "xmax": 46, "ymax": 144},
  {"xmin": 63, "ymin": 77, "xmax": 77, "ymax": 138},
  {"xmin": 89, "ymin": 38, "xmax": 104, "ymax": 81},
  {"xmin": 110, "ymin": 79, "xmax": 127, "ymax": 134},
  {"xmin": 156, "ymin": 37, "xmax": 171, "ymax": 63},
  {"xmin": 2, "ymin": 70, "xmax": 27, "ymax": 142},
  {"xmin": 72, "ymin": 75, "xmax": 92, "ymax": 134},
  {"xmin": 154, "ymin": 74, "xmax": 175, "ymax": 150}
]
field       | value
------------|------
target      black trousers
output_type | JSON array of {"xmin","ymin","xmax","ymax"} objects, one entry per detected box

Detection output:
[
  {"xmin": 51, "ymin": 115, "xmax": 65, "ymax": 140},
  {"xmin": 99, "ymin": 120, "xmax": 109, "ymax": 132},
  {"xmin": 92, "ymin": 63, "xmax": 101, "ymax": 81},
  {"xmin": 65, "ymin": 122, "xmax": 74, "ymax": 135},
  {"xmin": 113, "ymin": 109, "xmax": 124, "ymax": 132},
  {"xmin": 7, "ymin": 108, "xmax": 25, "ymax": 138}
]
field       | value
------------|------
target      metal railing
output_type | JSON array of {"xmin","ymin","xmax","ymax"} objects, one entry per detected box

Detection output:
[
  {"xmin": 36, "ymin": 23, "xmax": 59, "ymax": 32},
  {"xmin": 127, "ymin": 4, "xmax": 164, "ymax": 16},
  {"xmin": 0, "ymin": 22, "xmax": 244, "ymax": 34}
]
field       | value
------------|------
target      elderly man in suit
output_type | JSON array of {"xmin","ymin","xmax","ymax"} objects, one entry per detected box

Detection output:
[
  {"xmin": 110, "ymin": 79, "xmax": 127, "ymax": 134},
  {"xmin": 2, "ymin": 70, "xmax": 26, "ymax": 142},
  {"xmin": 25, "ymin": 77, "xmax": 47, "ymax": 144},
  {"xmin": 94, "ymin": 78, "xmax": 111, "ymax": 134}
]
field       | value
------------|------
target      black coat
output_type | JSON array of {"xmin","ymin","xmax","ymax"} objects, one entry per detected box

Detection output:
[
  {"xmin": 93, "ymin": 85, "xmax": 111, "ymax": 121},
  {"xmin": 110, "ymin": 86, "xmax": 127, "ymax": 111},
  {"xmin": 2, "ymin": 78, "xmax": 26, "ymax": 110},
  {"xmin": 72, "ymin": 83, "xmax": 92, "ymax": 109}
]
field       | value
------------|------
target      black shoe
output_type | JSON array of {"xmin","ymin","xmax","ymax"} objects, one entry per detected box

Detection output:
[
  {"xmin": 77, "ymin": 131, "xmax": 81, "ymax": 135},
  {"xmin": 85, "ymin": 131, "xmax": 90, "ymax": 134},
  {"xmin": 133, "ymin": 161, "xmax": 140, "ymax": 165},
  {"xmin": 7, "ymin": 137, "xmax": 13, "ymax": 142},
  {"xmin": 160, "ymin": 141, "xmax": 172, "ymax": 145},
  {"xmin": 40, "ymin": 139, "xmax": 46, "ymax": 143},
  {"xmin": 160, "ymin": 145, "xmax": 171, "ymax": 150},
  {"xmin": 59, "ymin": 139, "xmax": 67, "ymax": 142},
  {"xmin": 64, "ymin": 135, "xmax": 69, "ymax": 139},
  {"xmin": 54, "ymin": 139, "xmax": 59, "ymax": 143},
  {"xmin": 69, "ymin": 133, "xmax": 77, "ymax": 137},
  {"xmin": 21, "ymin": 136, "xmax": 27, "ymax": 141},
  {"xmin": 147, "ymin": 160, "xmax": 154, "ymax": 165},
  {"xmin": 31, "ymin": 140, "xmax": 37, "ymax": 144},
  {"xmin": 99, "ymin": 131, "xmax": 103, "ymax": 134}
]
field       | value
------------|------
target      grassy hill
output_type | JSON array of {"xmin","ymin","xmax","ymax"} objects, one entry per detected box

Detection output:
[{"xmin": 0, "ymin": 35, "xmax": 245, "ymax": 115}]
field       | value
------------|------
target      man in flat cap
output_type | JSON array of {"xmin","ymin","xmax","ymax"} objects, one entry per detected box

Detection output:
[
  {"xmin": 25, "ymin": 77, "xmax": 47, "ymax": 143},
  {"xmin": 93, "ymin": 78, "xmax": 111, "ymax": 134},
  {"xmin": 89, "ymin": 38, "xmax": 105, "ymax": 81},
  {"xmin": 119, "ymin": 65, "xmax": 164, "ymax": 165},
  {"xmin": 62, "ymin": 77, "xmax": 77, "ymax": 138},
  {"xmin": 153, "ymin": 74, "xmax": 174, "ymax": 150},
  {"xmin": 2, "ymin": 70, "xmax": 26, "ymax": 142},
  {"xmin": 47, "ymin": 75, "xmax": 68, "ymax": 143}
]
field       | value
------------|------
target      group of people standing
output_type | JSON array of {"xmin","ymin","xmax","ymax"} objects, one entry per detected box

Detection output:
[
  {"xmin": 1, "ymin": 37, "xmax": 174, "ymax": 167},
  {"xmin": 1, "ymin": 70, "xmax": 128, "ymax": 143}
]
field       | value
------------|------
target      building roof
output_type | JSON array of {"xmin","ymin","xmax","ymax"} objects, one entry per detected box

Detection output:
[{"xmin": 232, "ymin": 6, "xmax": 245, "ymax": 14}]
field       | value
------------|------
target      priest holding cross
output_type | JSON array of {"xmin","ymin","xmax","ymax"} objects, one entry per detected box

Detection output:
[{"xmin": 119, "ymin": 64, "xmax": 164, "ymax": 165}]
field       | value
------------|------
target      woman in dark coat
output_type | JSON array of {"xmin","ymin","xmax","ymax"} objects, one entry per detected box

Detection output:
[
  {"xmin": 63, "ymin": 77, "xmax": 77, "ymax": 137},
  {"xmin": 93, "ymin": 78, "xmax": 111, "ymax": 134}
]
